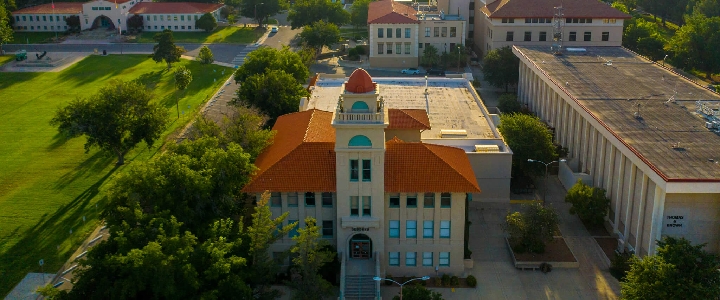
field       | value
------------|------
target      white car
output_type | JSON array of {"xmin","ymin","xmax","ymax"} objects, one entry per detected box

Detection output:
[
  {"xmin": 401, "ymin": 68, "xmax": 420, "ymax": 74},
  {"xmin": 270, "ymin": 26, "xmax": 278, "ymax": 33}
]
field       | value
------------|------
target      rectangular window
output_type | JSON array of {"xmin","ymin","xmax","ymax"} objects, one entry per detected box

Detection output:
[
  {"xmin": 434, "ymin": 27, "xmax": 439, "ymax": 37},
  {"xmin": 407, "ymin": 194, "xmax": 417, "ymax": 207},
  {"xmin": 539, "ymin": 31, "xmax": 547, "ymax": 41},
  {"xmin": 424, "ymin": 193, "xmax": 434, "ymax": 207},
  {"xmin": 174, "ymin": 16, "xmax": 178, "ymax": 21},
  {"xmin": 440, "ymin": 220, "xmax": 450, "ymax": 238},
  {"xmin": 450, "ymin": 27, "xmax": 456, "ymax": 37},
  {"xmin": 147, "ymin": 16, "xmax": 150, "ymax": 21},
  {"xmin": 322, "ymin": 192, "xmax": 333, "ymax": 207},
  {"xmin": 161, "ymin": 25, "xmax": 165, "ymax": 29},
  {"xmin": 106, "ymin": 7, "xmax": 111, "ymax": 10},
  {"xmin": 423, "ymin": 252, "xmax": 433, "ymax": 266},
  {"xmin": 362, "ymin": 159, "xmax": 371, "ymax": 181},
  {"xmin": 569, "ymin": 31, "xmax": 576, "ymax": 41},
  {"xmin": 469, "ymin": 16, "xmax": 474, "ymax": 24},
  {"xmin": 396, "ymin": 28, "xmax": 401, "ymax": 38},
  {"xmin": 501, "ymin": 18, "xmax": 514, "ymax": 23},
  {"xmin": 44, "ymin": 26, "xmax": 47, "ymax": 30},
  {"xmin": 423, "ymin": 220, "xmax": 433, "ymax": 238},
  {"xmin": 378, "ymin": 28, "xmax": 383, "ymax": 38},
  {"xmin": 395, "ymin": 43, "xmax": 401, "ymax": 55},
  {"xmin": 405, "ymin": 28, "xmax": 410, "ymax": 38},
  {"xmin": 506, "ymin": 31, "xmax": 513, "ymax": 41},
  {"xmin": 181, "ymin": 15, "xmax": 184, "ymax": 21},
  {"xmin": 362, "ymin": 196, "xmax": 371, "ymax": 216},
  {"xmin": 289, "ymin": 220, "xmax": 299, "ymax": 238},
  {"xmin": 439, "ymin": 252, "xmax": 450, "ymax": 266},
  {"xmin": 524, "ymin": 31, "xmax": 531, "ymax": 41},
  {"xmin": 525, "ymin": 18, "xmax": 531, "ymax": 23},
  {"xmin": 322, "ymin": 220, "xmax": 333, "ymax": 238},
  {"xmin": 92, "ymin": 7, "xmax": 98, "ymax": 10},
  {"xmin": 350, "ymin": 159, "xmax": 359, "ymax": 181},
  {"xmin": 406, "ymin": 220, "xmax": 417, "ymax": 238},
  {"xmin": 389, "ymin": 220, "xmax": 400, "ymax": 238},
  {"xmin": 63, "ymin": 16, "xmax": 67, "ymax": 21},
  {"xmin": 194, "ymin": 15, "xmax": 199, "ymax": 20},
  {"xmin": 181, "ymin": 25, "xmax": 185, "ymax": 29},
  {"xmin": 404, "ymin": 43, "xmax": 410, "ymax": 54},
  {"xmin": 42, "ymin": 16, "xmax": 46, "ymax": 21},
  {"xmin": 387, "ymin": 43, "xmax": 392, "ymax": 54},
  {"xmin": 270, "ymin": 192, "xmax": 281, "ymax": 207},
  {"xmin": 350, "ymin": 196, "xmax": 359, "ymax": 216},
  {"xmin": 441, "ymin": 27, "xmax": 447, "ymax": 37},
  {"xmin": 406, "ymin": 252, "xmax": 416, "ymax": 266},
  {"xmin": 175, "ymin": 26, "xmax": 178, "ymax": 30},
  {"xmin": 584, "ymin": 31, "xmax": 591, "ymax": 41},
  {"xmin": 160, "ymin": 15, "xmax": 164, "ymax": 21},
  {"xmin": 440, "ymin": 193, "xmax": 451, "ymax": 207},
  {"xmin": 387, "ymin": 28, "xmax": 392, "ymax": 38},
  {"xmin": 288, "ymin": 192, "xmax": 298, "ymax": 207},
  {"xmin": 389, "ymin": 194, "xmax": 400, "ymax": 208},
  {"xmin": 602, "ymin": 32, "xmax": 609, "ymax": 41},
  {"xmin": 377, "ymin": 43, "xmax": 383, "ymax": 54},
  {"xmin": 389, "ymin": 252, "xmax": 400, "ymax": 266},
  {"xmin": 419, "ymin": 43, "xmax": 423, "ymax": 49},
  {"xmin": 425, "ymin": 27, "xmax": 430, "ymax": 37},
  {"xmin": 22, "ymin": 16, "xmax": 26, "ymax": 21},
  {"xmin": 305, "ymin": 192, "xmax": 315, "ymax": 207}
]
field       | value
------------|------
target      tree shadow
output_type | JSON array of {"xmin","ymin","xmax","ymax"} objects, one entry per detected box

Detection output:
[
  {"xmin": 53, "ymin": 151, "xmax": 115, "ymax": 191},
  {"xmin": 45, "ymin": 132, "xmax": 71, "ymax": 151},
  {"xmin": 0, "ymin": 72, "xmax": 43, "ymax": 92},
  {"xmin": 57, "ymin": 55, "xmax": 145, "ymax": 88},
  {"xmin": 134, "ymin": 69, "xmax": 166, "ymax": 90}
]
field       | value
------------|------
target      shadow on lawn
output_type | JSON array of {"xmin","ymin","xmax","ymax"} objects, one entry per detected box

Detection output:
[
  {"xmin": 46, "ymin": 132, "xmax": 71, "ymax": 151},
  {"xmin": 57, "ymin": 56, "xmax": 145, "ymax": 88},
  {"xmin": 0, "ymin": 164, "xmax": 119, "ymax": 296},
  {"xmin": 54, "ymin": 151, "xmax": 115, "ymax": 190},
  {"xmin": 0, "ymin": 72, "xmax": 43, "ymax": 98}
]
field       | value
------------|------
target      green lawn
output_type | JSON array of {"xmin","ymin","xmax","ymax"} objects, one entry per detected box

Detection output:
[
  {"xmin": 0, "ymin": 55, "xmax": 232, "ymax": 296},
  {"xmin": 9, "ymin": 31, "xmax": 64, "ymax": 44},
  {"xmin": 134, "ymin": 26, "xmax": 263, "ymax": 43},
  {"xmin": 640, "ymin": 14, "xmax": 678, "ymax": 41},
  {"xmin": 340, "ymin": 27, "xmax": 369, "ymax": 40},
  {"xmin": 0, "ymin": 56, "xmax": 13, "ymax": 66}
]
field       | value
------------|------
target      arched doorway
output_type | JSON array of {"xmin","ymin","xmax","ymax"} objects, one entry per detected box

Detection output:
[
  {"xmin": 91, "ymin": 15, "xmax": 115, "ymax": 30},
  {"xmin": 349, "ymin": 234, "xmax": 372, "ymax": 259}
]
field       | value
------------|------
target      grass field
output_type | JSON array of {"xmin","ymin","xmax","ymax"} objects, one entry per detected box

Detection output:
[
  {"xmin": 0, "ymin": 55, "xmax": 232, "ymax": 296},
  {"xmin": 134, "ymin": 26, "xmax": 263, "ymax": 43},
  {"xmin": 339, "ymin": 27, "xmax": 369, "ymax": 40},
  {"xmin": 8, "ymin": 32, "xmax": 64, "ymax": 44},
  {"xmin": 0, "ymin": 56, "xmax": 13, "ymax": 66}
]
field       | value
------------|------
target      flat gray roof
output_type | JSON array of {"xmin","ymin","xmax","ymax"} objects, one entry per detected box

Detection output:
[{"xmin": 515, "ymin": 46, "xmax": 720, "ymax": 181}]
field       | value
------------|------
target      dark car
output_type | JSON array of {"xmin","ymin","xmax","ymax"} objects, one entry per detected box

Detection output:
[{"xmin": 426, "ymin": 69, "xmax": 446, "ymax": 76}]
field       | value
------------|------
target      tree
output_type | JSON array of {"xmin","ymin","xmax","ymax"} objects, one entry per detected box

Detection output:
[
  {"xmin": 240, "ymin": 0, "xmax": 287, "ymax": 28},
  {"xmin": 564, "ymin": 180, "xmax": 610, "ymax": 226},
  {"xmin": 190, "ymin": 106, "xmax": 275, "ymax": 160},
  {"xmin": 127, "ymin": 14, "xmax": 144, "ymax": 33},
  {"xmin": 220, "ymin": 6, "xmax": 233, "ymax": 19},
  {"xmin": 505, "ymin": 203, "xmax": 559, "ymax": 253},
  {"xmin": 0, "ymin": 1, "xmax": 12, "ymax": 52},
  {"xmin": 196, "ymin": 45, "xmax": 214, "ymax": 64},
  {"xmin": 497, "ymin": 113, "xmax": 557, "ymax": 177},
  {"xmin": 287, "ymin": 0, "xmax": 350, "ymax": 29},
  {"xmin": 174, "ymin": 66, "xmax": 193, "ymax": 118},
  {"xmin": 196, "ymin": 12, "xmax": 217, "ymax": 32},
  {"xmin": 482, "ymin": 46, "xmax": 520, "ymax": 92},
  {"xmin": 498, "ymin": 93, "xmax": 521, "ymax": 114},
  {"xmin": 392, "ymin": 284, "xmax": 444, "ymax": 300},
  {"xmin": 636, "ymin": 35, "xmax": 666, "ymax": 61},
  {"xmin": 687, "ymin": 0, "xmax": 720, "ymax": 17},
  {"xmin": 50, "ymin": 80, "xmax": 168, "ymax": 165},
  {"xmin": 667, "ymin": 14, "xmax": 720, "ymax": 79},
  {"xmin": 228, "ymin": 14, "xmax": 237, "ymax": 24},
  {"xmin": 350, "ymin": 0, "xmax": 372, "ymax": 28},
  {"xmin": 298, "ymin": 20, "xmax": 341, "ymax": 53},
  {"xmin": 233, "ymin": 46, "xmax": 310, "ymax": 84},
  {"xmin": 621, "ymin": 237, "xmax": 720, "ymax": 299},
  {"xmin": 421, "ymin": 44, "xmax": 440, "ymax": 68},
  {"xmin": 289, "ymin": 217, "xmax": 334, "ymax": 300},
  {"xmin": 65, "ymin": 15, "xmax": 80, "ymax": 33},
  {"xmin": 235, "ymin": 69, "xmax": 310, "ymax": 124},
  {"xmin": 152, "ymin": 29, "xmax": 185, "ymax": 69}
]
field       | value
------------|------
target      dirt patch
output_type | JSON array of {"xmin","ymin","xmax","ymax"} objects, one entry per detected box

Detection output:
[
  {"xmin": 594, "ymin": 237, "xmax": 617, "ymax": 261},
  {"xmin": 513, "ymin": 238, "xmax": 577, "ymax": 263}
]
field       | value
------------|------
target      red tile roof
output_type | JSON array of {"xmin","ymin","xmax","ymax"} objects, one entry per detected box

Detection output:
[
  {"xmin": 385, "ymin": 137, "xmax": 480, "ymax": 193},
  {"xmin": 368, "ymin": 0, "xmax": 419, "ymax": 24},
  {"xmin": 13, "ymin": 2, "xmax": 83, "ymax": 14},
  {"xmin": 481, "ymin": 0, "xmax": 631, "ymax": 19},
  {"xmin": 388, "ymin": 109, "xmax": 431, "ymax": 130},
  {"xmin": 129, "ymin": 2, "xmax": 223, "ymax": 14},
  {"xmin": 345, "ymin": 68, "xmax": 376, "ymax": 93}
]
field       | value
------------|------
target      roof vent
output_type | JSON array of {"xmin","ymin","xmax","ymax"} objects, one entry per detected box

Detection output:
[
  {"xmin": 474, "ymin": 145, "xmax": 499, "ymax": 153},
  {"xmin": 441, "ymin": 129, "xmax": 467, "ymax": 138}
]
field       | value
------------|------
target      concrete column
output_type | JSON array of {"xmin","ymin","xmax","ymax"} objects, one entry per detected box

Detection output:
[
  {"xmin": 518, "ymin": 64, "xmax": 525, "ymax": 104},
  {"xmin": 573, "ymin": 113, "xmax": 582, "ymax": 163},
  {"xmin": 605, "ymin": 145, "xmax": 616, "ymax": 194},
  {"xmin": 635, "ymin": 174, "xmax": 648, "ymax": 251},
  {"xmin": 648, "ymin": 186, "xmax": 666, "ymax": 254},
  {"xmin": 623, "ymin": 164, "xmax": 637, "ymax": 248},
  {"xmin": 588, "ymin": 129, "xmax": 598, "ymax": 176},
  {"xmin": 613, "ymin": 154, "xmax": 625, "ymax": 233},
  {"xmin": 561, "ymin": 102, "xmax": 569, "ymax": 147}
]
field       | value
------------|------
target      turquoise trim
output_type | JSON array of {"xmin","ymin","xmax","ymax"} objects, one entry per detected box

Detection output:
[
  {"xmin": 351, "ymin": 101, "xmax": 369, "ymax": 111},
  {"xmin": 348, "ymin": 135, "xmax": 372, "ymax": 147}
]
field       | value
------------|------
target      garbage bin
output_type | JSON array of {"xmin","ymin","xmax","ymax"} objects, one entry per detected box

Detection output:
[{"xmin": 103, "ymin": 50, "xmax": 107, "ymax": 56}]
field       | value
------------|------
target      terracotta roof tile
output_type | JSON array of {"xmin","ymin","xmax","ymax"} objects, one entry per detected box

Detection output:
[
  {"xmin": 13, "ymin": 2, "xmax": 83, "ymax": 14},
  {"xmin": 368, "ymin": 0, "xmax": 419, "ymax": 24},
  {"xmin": 388, "ymin": 109, "xmax": 431, "ymax": 130},
  {"xmin": 345, "ymin": 68, "xmax": 376, "ymax": 93},
  {"xmin": 385, "ymin": 138, "xmax": 480, "ymax": 193},
  {"xmin": 129, "ymin": 2, "xmax": 223, "ymax": 14},
  {"xmin": 481, "ymin": 0, "xmax": 630, "ymax": 19}
]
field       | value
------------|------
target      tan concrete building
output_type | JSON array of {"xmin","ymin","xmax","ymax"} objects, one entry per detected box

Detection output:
[
  {"xmin": 513, "ymin": 46, "xmax": 720, "ymax": 257},
  {"xmin": 474, "ymin": 0, "xmax": 630, "ymax": 55}
]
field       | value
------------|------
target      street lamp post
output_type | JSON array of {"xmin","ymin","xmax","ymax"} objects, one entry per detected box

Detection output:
[
  {"xmin": 527, "ymin": 159, "xmax": 566, "ymax": 202},
  {"xmin": 254, "ymin": 2, "xmax": 265, "ymax": 27},
  {"xmin": 373, "ymin": 276, "xmax": 430, "ymax": 300}
]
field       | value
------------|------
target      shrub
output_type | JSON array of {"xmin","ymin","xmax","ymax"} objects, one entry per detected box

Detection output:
[
  {"xmin": 354, "ymin": 45, "xmax": 366, "ymax": 55},
  {"xmin": 505, "ymin": 203, "xmax": 559, "ymax": 254},
  {"xmin": 540, "ymin": 262, "xmax": 553, "ymax": 273},
  {"xmin": 498, "ymin": 93, "xmax": 521, "ymax": 114},
  {"xmin": 565, "ymin": 180, "xmax": 610, "ymax": 226},
  {"xmin": 610, "ymin": 251, "xmax": 633, "ymax": 281},
  {"xmin": 441, "ymin": 274, "xmax": 450, "ymax": 287},
  {"xmin": 450, "ymin": 276, "xmax": 459, "ymax": 286},
  {"xmin": 466, "ymin": 275, "xmax": 477, "ymax": 287},
  {"xmin": 385, "ymin": 274, "xmax": 394, "ymax": 286},
  {"xmin": 434, "ymin": 276, "xmax": 442, "ymax": 286},
  {"xmin": 348, "ymin": 48, "xmax": 360, "ymax": 61}
]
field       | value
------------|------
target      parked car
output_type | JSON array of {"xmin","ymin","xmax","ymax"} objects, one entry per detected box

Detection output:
[
  {"xmin": 401, "ymin": 68, "xmax": 420, "ymax": 74},
  {"xmin": 426, "ymin": 68, "xmax": 446, "ymax": 76},
  {"xmin": 271, "ymin": 26, "xmax": 278, "ymax": 33}
]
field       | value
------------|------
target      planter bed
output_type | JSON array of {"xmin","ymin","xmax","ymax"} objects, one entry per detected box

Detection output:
[
  {"xmin": 594, "ymin": 237, "xmax": 618, "ymax": 264},
  {"xmin": 506, "ymin": 237, "xmax": 579, "ymax": 269},
  {"xmin": 386, "ymin": 276, "xmax": 474, "ymax": 288}
]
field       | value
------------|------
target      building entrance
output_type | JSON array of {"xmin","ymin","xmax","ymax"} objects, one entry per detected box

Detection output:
[{"xmin": 349, "ymin": 234, "xmax": 371, "ymax": 259}]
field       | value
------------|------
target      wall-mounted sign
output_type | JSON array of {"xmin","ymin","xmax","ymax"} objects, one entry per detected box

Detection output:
[
  {"xmin": 666, "ymin": 215, "xmax": 684, "ymax": 228},
  {"xmin": 352, "ymin": 227, "xmax": 370, "ymax": 232}
]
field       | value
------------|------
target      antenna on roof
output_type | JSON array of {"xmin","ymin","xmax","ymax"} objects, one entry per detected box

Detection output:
[{"xmin": 551, "ymin": 4, "xmax": 565, "ymax": 55}]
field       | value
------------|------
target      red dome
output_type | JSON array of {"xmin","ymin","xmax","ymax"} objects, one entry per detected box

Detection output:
[{"xmin": 345, "ymin": 68, "xmax": 375, "ymax": 93}]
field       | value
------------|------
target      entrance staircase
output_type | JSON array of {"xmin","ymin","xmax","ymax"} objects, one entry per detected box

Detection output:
[{"xmin": 344, "ymin": 275, "xmax": 376, "ymax": 300}]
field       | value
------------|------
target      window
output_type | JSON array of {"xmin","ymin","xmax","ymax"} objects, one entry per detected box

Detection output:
[
  {"xmin": 469, "ymin": 16, "xmax": 474, "ymax": 24},
  {"xmin": 407, "ymin": 194, "xmax": 417, "ymax": 207},
  {"xmin": 92, "ymin": 7, "xmax": 98, "ymax": 10},
  {"xmin": 289, "ymin": 220, "xmax": 299, "ymax": 238},
  {"xmin": 350, "ymin": 196, "xmax": 359, "ymax": 216},
  {"xmin": 584, "ymin": 31, "xmax": 591, "ymax": 41},
  {"xmin": 147, "ymin": 16, "xmax": 150, "ymax": 21},
  {"xmin": 270, "ymin": 192, "xmax": 281, "ymax": 207},
  {"xmin": 147, "ymin": 26, "xmax": 151, "ymax": 30},
  {"xmin": 539, "ymin": 31, "xmax": 547, "ymax": 41},
  {"xmin": 22, "ymin": 16, "xmax": 26, "ymax": 21},
  {"xmin": 63, "ymin": 16, "xmax": 66, "ymax": 21},
  {"xmin": 406, "ymin": 252, "xmax": 416, "ymax": 266},
  {"xmin": 423, "ymin": 252, "xmax": 433, "ymax": 266},
  {"xmin": 419, "ymin": 43, "xmax": 423, "ymax": 49},
  {"xmin": 167, "ymin": 15, "xmax": 171, "ymax": 21},
  {"xmin": 387, "ymin": 28, "xmax": 392, "ymax": 38},
  {"xmin": 181, "ymin": 26, "xmax": 185, "ymax": 29},
  {"xmin": 395, "ymin": 43, "xmax": 401, "ymax": 55},
  {"xmin": 44, "ymin": 26, "xmax": 47, "ymax": 30},
  {"xmin": 569, "ymin": 31, "xmax": 576, "ymax": 41},
  {"xmin": 439, "ymin": 252, "xmax": 450, "ymax": 266},
  {"xmin": 506, "ymin": 31, "xmax": 514, "ymax": 41},
  {"xmin": 440, "ymin": 220, "xmax": 450, "ymax": 238},
  {"xmin": 106, "ymin": 7, "xmax": 111, "ymax": 10},
  {"xmin": 405, "ymin": 28, "xmax": 410, "ymax": 38},
  {"xmin": 377, "ymin": 43, "xmax": 383, "ymax": 54},
  {"xmin": 305, "ymin": 192, "xmax": 315, "ymax": 206},
  {"xmin": 30, "ymin": 26, "xmax": 33, "ymax": 30},
  {"xmin": 501, "ymin": 18, "xmax": 514, "ymax": 23},
  {"xmin": 441, "ymin": 27, "xmax": 447, "ymax": 37},
  {"xmin": 387, "ymin": 43, "xmax": 392, "ymax": 54},
  {"xmin": 389, "ymin": 252, "xmax": 400, "ymax": 266},
  {"xmin": 450, "ymin": 27, "xmax": 456, "ymax": 37},
  {"xmin": 42, "ymin": 16, "xmax": 46, "ymax": 21},
  {"xmin": 161, "ymin": 25, "xmax": 164, "ymax": 29},
  {"xmin": 322, "ymin": 192, "xmax": 333, "ymax": 207},
  {"xmin": 404, "ymin": 43, "xmax": 410, "ymax": 54},
  {"xmin": 424, "ymin": 193, "xmax": 434, "ymax": 207},
  {"xmin": 175, "ymin": 26, "xmax": 178, "ymax": 30},
  {"xmin": 288, "ymin": 192, "xmax": 298, "ymax": 207},
  {"xmin": 433, "ymin": 27, "xmax": 439, "ymax": 37},
  {"xmin": 389, "ymin": 220, "xmax": 400, "ymax": 238},
  {"xmin": 406, "ymin": 220, "xmax": 417, "ymax": 238},
  {"xmin": 362, "ymin": 196, "xmax": 371, "ymax": 216},
  {"xmin": 396, "ymin": 28, "xmax": 401, "ymax": 38},
  {"xmin": 524, "ymin": 31, "xmax": 531, "ymax": 41},
  {"xmin": 154, "ymin": 26, "xmax": 157, "ymax": 29},
  {"xmin": 378, "ymin": 28, "xmax": 383, "ymax": 38},
  {"xmin": 423, "ymin": 221, "xmax": 434, "ymax": 238},
  {"xmin": 389, "ymin": 194, "xmax": 400, "ymax": 207},
  {"xmin": 322, "ymin": 220, "xmax": 333, "ymax": 238},
  {"xmin": 160, "ymin": 15, "xmax": 164, "ymax": 21},
  {"xmin": 440, "ymin": 193, "xmax": 451, "ymax": 207},
  {"xmin": 181, "ymin": 15, "xmax": 184, "ymax": 21},
  {"xmin": 602, "ymin": 32, "xmax": 609, "ymax": 41},
  {"xmin": 194, "ymin": 15, "xmax": 198, "ymax": 20},
  {"xmin": 425, "ymin": 27, "xmax": 430, "ymax": 37},
  {"xmin": 174, "ymin": 16, "xmax": 178, "ymax": 21},
  {"xmin": 350, "ymin": 159, "xmax": 359, "ymax": 181}
]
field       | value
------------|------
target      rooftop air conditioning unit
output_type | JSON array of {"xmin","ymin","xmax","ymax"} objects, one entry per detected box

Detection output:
[
  {"xmin": 440, "ymin": 129, "xmax": 467, "ymax": 138},
  {"xmin": 474, "ymin": 145, "xmax": 500, "ymax": 153}
]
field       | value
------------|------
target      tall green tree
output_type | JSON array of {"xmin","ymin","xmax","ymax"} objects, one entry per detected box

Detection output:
[
  {"xmin": 190, "ymin": 106, "xmax": 275, "ymax": 160},
  {"xmin": 0, "ymin": 1, "xmax": 12, "ymax": 52},
  {"xmin": 233, "ymin": 46, "xmax": 310, "ymax": 84},
  {"xmin": 152, "ymin": 29, "xmax": 185, "ymax": 69},
  {"xmin": 505, "ymin": 203, "xmax": 559, "ymax": 253},
  {"xmin": 65, "ymin": 15, "xmax": 81, "ymax": 33},
  {"xmin": 298, "ymin": 20, "xmax": 341, "ymax": 53},
  {"xmin": 482, "ymin": 46, "xmax": 519, "ymax": 92},
  {"xmin": 420, "ymin": 44, "xmax": 440, "ymax": 68},
  {"xmin": 240, "ymin": 0, "xmax": 287, "ymax": 28},
  {"xmin": 687, "ymin": 0, "xmax": 720, "ymax": 17},
  {"xmin": 50, "ymin": 80, "xmax": 168, "ymax": 165},
  {"xmin": 174, "ymin": 66, "xmax": 192, "ymax": 118},
  {"xmin": 289, "ymin": 217, "xmax": 334, "ymax": 300},
  {"xmin": 235, "ymin": 69, "xmax": 309, "ymax": 124},
  {"xmin": 497, "ymin": 113, "xmax": 557, "ymax": 177},
  {"xmin": 498, "ymin": 93, "xmax": 521, "ymax": 114},
  {"xmin": 127, "ymin": 14, "xmax": 144, "ymax": 33},
  {"xmin": 197, "ymin": 45, "xmax": 214, "ymax": 64},
  {"xmin": 667, "ymin": 14, "xmax": 720, "ymax": 79},
  {"xmin": 287, "ymin": 0, "xmax": 350, "ymax": 29},
  {"xmin": 350, "ymin": 0, "xmax": 372, "ymax": 28},
  {"xmin": 195, "ymin": 12, "xmax": 217, "ymax": 32},
  {"xmin": 564, "ymin": 180, "xmax": 610, "ymax": 226}
]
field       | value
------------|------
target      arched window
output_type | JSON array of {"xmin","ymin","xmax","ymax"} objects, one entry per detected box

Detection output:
[
  {"xmin": 351, "ymin": 101, "xmax": 370, "ymax": 112},
  {"xmin": 348, "ymin": 135, "xmax": 372, "ymax": 147}
]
